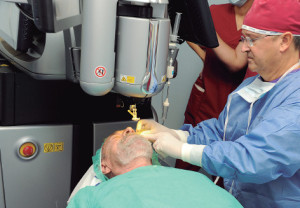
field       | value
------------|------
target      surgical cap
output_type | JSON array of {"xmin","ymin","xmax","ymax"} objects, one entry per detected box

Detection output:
[
  {"xmin": 92, "ymin": 144, "xmax": 161, "ymax": 182},
  {"xmin": 242, "ymin": 0, "xmax": 300, "ymax": 36},
  {"xmin": 92, "ymin": 147, "xmax": 109, "ymax": 182}
]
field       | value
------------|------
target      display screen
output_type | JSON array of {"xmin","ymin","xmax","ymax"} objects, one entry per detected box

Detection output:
[{"xmin": 168, "ymin": 0, "xmax": 218, "ymax": 48}]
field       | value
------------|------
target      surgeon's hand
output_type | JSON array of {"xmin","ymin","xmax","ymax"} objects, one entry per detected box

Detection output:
[
  {"xmin": 143, "ymin": 132, "xmax": 184, "ymax": 160},
  {"xmin": 136, "ymin": 119, "xmax": 180, "ymax": 140}
]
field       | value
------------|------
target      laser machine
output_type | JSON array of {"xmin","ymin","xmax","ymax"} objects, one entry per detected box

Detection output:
[{"xmin": 0, "ymin": 0, "xmax": 217, "ymax": 207}]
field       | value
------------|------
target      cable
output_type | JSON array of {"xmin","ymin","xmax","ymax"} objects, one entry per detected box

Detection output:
[
  {"xmin": 214, "ymin": 176, "xmax": 220, "ymax": 185},
  {"xmin": 15, "ymin": 3, "xmax": 34, "ymax": 20},
  {"xmin": 151, "ymin": 105, "xmax": 159, "ymax": 122}
]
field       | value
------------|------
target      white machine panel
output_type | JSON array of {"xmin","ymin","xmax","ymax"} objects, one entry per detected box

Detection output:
[
  {"xmin": 0, "ymin": 2, "xmax": 20, "ymax": 50},
  {"xmin": 0, "ymin": 125, "xmax": 73, "ymax": 208}
]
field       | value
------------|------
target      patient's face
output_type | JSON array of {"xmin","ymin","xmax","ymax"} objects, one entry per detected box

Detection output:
[{"xmin": 112, "ymin": 127, "xmax": 135, "ymax": 137}]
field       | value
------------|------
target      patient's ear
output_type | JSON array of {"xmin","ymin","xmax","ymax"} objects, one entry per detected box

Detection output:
[{"xmin": 101, "ymin": 160, "xmax": 111, "ymax": 175}]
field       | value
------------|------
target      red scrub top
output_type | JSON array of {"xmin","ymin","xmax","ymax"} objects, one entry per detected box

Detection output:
[
  {"xmin": 176, "ymin": 4, "xmax": 256, "ymax": 177},
  {"xmin": 185, "ymin": 3, "xmax": 250, "ymax": 126}
]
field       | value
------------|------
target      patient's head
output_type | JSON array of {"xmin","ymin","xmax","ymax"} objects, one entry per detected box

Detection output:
[{"xmin": 101, "ymin": 127, "xmax": 153, "ymax": 179}]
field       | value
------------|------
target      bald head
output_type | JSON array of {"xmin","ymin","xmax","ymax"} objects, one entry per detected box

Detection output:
[{"xmin": 101, "ymin": 127, "xmax": 153, "ymax": 178}]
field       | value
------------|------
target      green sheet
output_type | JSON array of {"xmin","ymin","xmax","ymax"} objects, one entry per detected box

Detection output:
[{"xmin": 68, "ymin": 165, "xmax": 243, "ymax": 208}]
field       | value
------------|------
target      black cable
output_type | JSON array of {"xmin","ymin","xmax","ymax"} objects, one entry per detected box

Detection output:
[{"xmin": 15, "ymin": 3, "xmax": 34, "ymax": 20}]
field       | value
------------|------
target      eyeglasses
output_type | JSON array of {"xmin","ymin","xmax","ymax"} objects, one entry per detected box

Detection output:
[{"xmin": 240, "ymin": 35, "xmax": 269, "ymax": 47}]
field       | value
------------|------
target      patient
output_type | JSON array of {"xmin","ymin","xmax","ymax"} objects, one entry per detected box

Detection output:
[{"xmin": 67, "ymin": 127, "xmax": 242, "ymax": 208}]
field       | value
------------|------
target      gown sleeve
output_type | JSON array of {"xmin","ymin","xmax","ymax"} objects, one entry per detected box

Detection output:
[
  {"xmin": 183, "ymin": 89, "xmax": 300, "ymax": 184},
  {"xmin": 202, "ymin": 93, "xmax": 300, "ymax": 184}
]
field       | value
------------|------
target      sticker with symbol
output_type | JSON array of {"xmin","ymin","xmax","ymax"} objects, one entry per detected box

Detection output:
[
  {"xmin": 54, "ymin": 142, "xmax": 64, "ymax": 152},
  {"xmin": 44, "ymin": 142, "xmax": 65, "ymax": 153},
  {"xmin": 161, "ymin": 75, "xmax": 166, "ymax": 83},
  {"xmin": 44, "ymin": 143, "xmax": 54, "ymax": 153},
  {"xmin": 121, "ymin": 75, "xmax": 127, "ymax": 82},
  {"xmin": 120, "ymin": 74, "xmax": 135, "ymax": 84},
  {"xmin": 95, "ymin": 66, "xmax": 106, "ymax": 78}
]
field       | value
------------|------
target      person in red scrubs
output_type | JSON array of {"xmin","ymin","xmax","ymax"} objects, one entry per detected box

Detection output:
[{"xmin": 175, "ymin": 0, "xmax": 256, "ymax": 187}]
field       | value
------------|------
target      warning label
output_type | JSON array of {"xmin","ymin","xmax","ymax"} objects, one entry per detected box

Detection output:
[
  {"xmin": 121, "ymin": 76, "xmax": 127, "ymax": 82},
  {"xmin": 44, "ymin": 142, "xmax": 64, "ymax": 153},
  {"xmin": 95, "ymin": 66, "xmax": 106, "ymax": 78},
  {"xmin": 44, "ymin": 143, "xmax": 54, "ymax": 153},
  {"xmin": 161, "ymin": 75, "xmax": 166, "ymax": 83},
  {"xmin": 54, "ymin": 142, "xmax": 64, "ymax": 152},
  {"xmin": 127, "ymin": 76, "xmax": 135, "ymax": 84},
  {"xmin": 120, "ymin": 75, "xmax": 135, "ymax": 84}
]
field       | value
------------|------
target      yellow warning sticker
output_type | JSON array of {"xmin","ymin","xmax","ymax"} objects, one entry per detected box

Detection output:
[
  {"xmin": 54, "ymin": 142, "xmax": 64, "ymax": 152},
  {"xmin": 44, "ymin": 143, "xmax": 54, "ymax": 153},
  {"xmin": 161, "ymin": 75, "xmax": 167, "ymax": 83},
  {"xmin": 44, "ymin": 142, "xmax": 64, "ymax": 153},
  {"xmin": 121, "ymin": 76, "xmax": 127, "ymax": 82},
  {"xmin": 127, "ymin": 76, "xmax": 135, "ymax": 84},
  {"xmin": 120, "ymin": 75, "xmax": 135, "ymax": 84}
]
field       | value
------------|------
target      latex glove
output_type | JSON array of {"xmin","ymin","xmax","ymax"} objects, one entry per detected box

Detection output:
[
  {"xmin": 143, "ymin": 132, "xmax": 184, "ymax": 160},
  {"xmin": 136, "ymin": 119, "xmax": 181, "ymax": 140},
  {"xmin": 136, "ymin": 119, "xmax": 170, "ymax": 134}
]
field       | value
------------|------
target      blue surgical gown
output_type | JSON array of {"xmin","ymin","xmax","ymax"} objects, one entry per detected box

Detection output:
[
  {"xmin": 67, "ymin": 165, "xmax": 242, "ymax": 208},
  {"xmin": 181, "ymin": 70, "xmax": 300, "ymax": 208}
]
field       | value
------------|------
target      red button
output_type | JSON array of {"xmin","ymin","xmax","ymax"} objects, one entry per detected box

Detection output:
[{"xmin": 23, "ymin": 146, "xmax": 34, "ymax": 156}]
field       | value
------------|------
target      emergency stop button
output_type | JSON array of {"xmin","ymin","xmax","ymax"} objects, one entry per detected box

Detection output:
[{"xmin": 19, "ymin": 142, "xmax": 36, "ymax": 157}]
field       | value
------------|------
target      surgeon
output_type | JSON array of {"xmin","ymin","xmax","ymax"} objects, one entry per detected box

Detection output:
[
  {"xmin": 136, "ymin": 0, "xmax": 300, "ymax": 207},
  {"xmin": 67, "ymin": 127, "xmax": 243, "ymax": 208}
]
